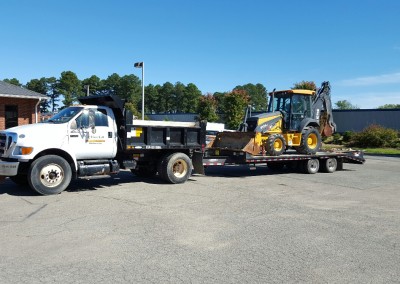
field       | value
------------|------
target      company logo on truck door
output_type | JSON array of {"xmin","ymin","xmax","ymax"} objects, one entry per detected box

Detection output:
[
  {"xmin": 87, "ymin": 135, "xmax": 106, "ymax": 144},
  {"xmin": 127, "ymin": 127, "xmax": 143, "ymax": 138}
]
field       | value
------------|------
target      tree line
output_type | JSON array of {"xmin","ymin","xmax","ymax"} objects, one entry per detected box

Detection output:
[
  {"xmin": 3, "ymin": 74, "xmax": 398, "ymax": 129},
  {"xmin": 3, "ymin": 72, "xmax": 268, "ymax": 128}
]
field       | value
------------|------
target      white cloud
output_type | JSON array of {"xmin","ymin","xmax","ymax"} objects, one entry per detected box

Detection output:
[
  {"xmin": 334, "ymin": 91, "xmax": 400, "ymax": 109},
  {"xmin": 338, "ymin": 72, "xmax": 400, "ymax": 86}
]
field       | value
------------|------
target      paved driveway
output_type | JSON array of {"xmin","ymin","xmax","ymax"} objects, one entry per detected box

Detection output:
[{"xmin": 1, "ymin": 156, "xmax": 399, "ymax": 283}]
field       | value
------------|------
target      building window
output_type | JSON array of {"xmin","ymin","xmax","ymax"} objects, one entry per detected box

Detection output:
[{"xmin": 5, "ymin": 105, "xmax": 18, "ymax": 129}]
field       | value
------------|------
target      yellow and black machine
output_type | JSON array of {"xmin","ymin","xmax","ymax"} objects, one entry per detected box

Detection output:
[{"xmin": 210, "ymin": 81, "xmax": 336, "ymax": 156}]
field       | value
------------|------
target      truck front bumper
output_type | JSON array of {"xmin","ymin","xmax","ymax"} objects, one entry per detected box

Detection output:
[{"xmin": 0, "ymin": 160, "xmax": 19, "ymax": 176}]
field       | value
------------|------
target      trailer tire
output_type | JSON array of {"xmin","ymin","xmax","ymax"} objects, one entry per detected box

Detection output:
[
  {"xmin": 337, "ymin": 158, "xmax": 344, "ymax": 171},
  {"xmin": 28, "ymin": 155, "xmax": 72, "ymax": 195},
  {"xmin": 266, "ymin": 134, "xmax": 286, "ymax": 156},
  {"xmin": 320, "ymin": 158, "xmax": 337, "ymax": 173},
  {"xmin": 162, "ymin": 152, "xmax": 192, "ymax": 184},
  {"xmin": 296, "ymin": 127, "xmax": 321, "ymax": 154},
  {"xmin": 302, "ymin": 158, "xmax": 319, "ymax": 174}
]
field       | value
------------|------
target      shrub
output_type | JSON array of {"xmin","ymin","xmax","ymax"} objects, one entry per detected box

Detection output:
[
  {"xmin": 349, "ymin": 124, "xmax": 399, "ymax": 148},
  {"xmin": 342, "ymin": 131, "xmax": 354, "ymax": 143},
  {"xmin": 332, "ymin": 133, "xmax": 342, "ymax": 144},
  {"xmin": 323, "ymin": 133, "xmax": 343, "ymax": 144}
]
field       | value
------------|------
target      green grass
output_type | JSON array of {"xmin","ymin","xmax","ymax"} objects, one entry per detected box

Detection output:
[
  {"xmin": 322, "ymin": 143, "xmax": 400, "ymax": 155},
  {"xmin": 361, "ymin": 148, "xmax": 400, "ymax": 155}
]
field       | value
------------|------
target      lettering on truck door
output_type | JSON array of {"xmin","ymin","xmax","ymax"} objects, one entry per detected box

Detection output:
[{"xmin": 68, "ymin": 108, "xmax": 117, "ymax": 159}]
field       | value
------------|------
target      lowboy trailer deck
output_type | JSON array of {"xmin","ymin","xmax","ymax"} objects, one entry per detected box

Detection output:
[{"xmin": 202, "ymin": 148, "xmax": 365, "ymax": 174}]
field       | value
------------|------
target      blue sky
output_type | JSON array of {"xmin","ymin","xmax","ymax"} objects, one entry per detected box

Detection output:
[{"xmin": 1, "ymin": 0, "xmax": 400, "ymax": 109}]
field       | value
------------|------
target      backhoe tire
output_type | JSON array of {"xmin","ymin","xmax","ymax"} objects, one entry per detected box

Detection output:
[
  {"xmin": 320, "ymin": 158, "xmax": 337, "ymax": 173},
  {"xmin": 302, "ymin": 158, "xmax": 319, "ymax": 174},
  {"xmin": 266, "ymin": 134, "xmax": 286, "ymax": 156},
  {"xmin": 160, "ymin": 152, "xmax": 192, "ymax": 184},
  {"xmin": 28, "ymin": 155, "xmax": 72, "ymax": 195},
  {"xmin": 296, "ymin": 127, "xmax": 321, "ymax": 155}
]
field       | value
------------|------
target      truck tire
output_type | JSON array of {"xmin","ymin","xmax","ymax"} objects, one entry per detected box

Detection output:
[
  {"xmin": 161, "ymin": 152, "xmax": 192, "ymax": 184},
  {"xmin": 320, "ymin": 158, "xmax": 337, "ymax": 173},
  {"xmin": 302, "ymin": 158, "xmax": 319, "ymax": 174},
  {"xmin": 28, "ymin": 155, "xmax": 72, "ymax": 195},
  {"xmin": 296, "ymin": 127, "xmax": 321, "ymax": 154},
  {"xmin": 266, "ymin": 134, "xmax": 286, "ymax": 156}
]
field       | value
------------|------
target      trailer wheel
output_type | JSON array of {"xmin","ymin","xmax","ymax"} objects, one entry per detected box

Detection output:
[
  {"xmin": 162, "ymin": 153, "xmax": 192, "ymax": 184},
  {"xmin": 302, "ymin": 158, "xmax": 319, "ymax": 174},
  {"xmin": 266, "ymin": 134, "xmax": 286, "ymax": 156},
  {"xmin": 28, "ymin": 155, "xmax": 72, "ymax": 195},
  {"xmin": 336, "ymin": 158, "xmax": 344, "ymax": 171},
  {"xmin": 296, "ymin": 127, "xmax": 321, "ymax": 154},
  {"xmin": 320, "ymin": 158, "xmax": 337, "ymax": 173}
]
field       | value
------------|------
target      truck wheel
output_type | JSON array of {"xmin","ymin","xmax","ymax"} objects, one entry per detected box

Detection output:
[
  {"xmin": 162, "ymin": 153, "xmax": 192, "ymax": 184},
  {"xmin": 266, "ymin": 134, "xmax": 286, "ymax": 156},
  {"xmin": 28, "ymin": 155, "xmax": 72, "ymax": 195},
  {"xmin": 320, "ymin": 158, "xmax": 337, "ymax": 173},
  {"xmin": 302, "ymin": 158, "xmax": 319, "ymax": 174},
  {"xmin": 296, "ymin": 127, "xmax": 321, "ymax": 154}
]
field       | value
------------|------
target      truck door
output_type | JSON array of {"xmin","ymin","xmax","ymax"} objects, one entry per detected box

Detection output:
[{"xmin": 68, "ymin": 108, "xmax": 117, "ymax": 159}]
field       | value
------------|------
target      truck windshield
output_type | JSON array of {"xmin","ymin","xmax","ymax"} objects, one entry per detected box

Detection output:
[{"xmin": 46, "ymin": 107, "xmax": 83, "ymax": 124}]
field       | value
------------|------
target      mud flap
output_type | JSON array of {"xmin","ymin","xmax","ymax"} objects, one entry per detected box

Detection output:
[{"xmin": 192, "ymin": 151, "xmax": 205, "ymax": 175}]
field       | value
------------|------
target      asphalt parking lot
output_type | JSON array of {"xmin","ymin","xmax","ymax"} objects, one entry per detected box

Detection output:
[{"xmin": 1, "ymin": 155, "xmax": 399, "ymax": 283}]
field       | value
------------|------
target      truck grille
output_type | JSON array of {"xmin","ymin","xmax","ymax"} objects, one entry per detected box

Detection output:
[{"xmin": 0, "ymin": 133, "xmax": 8, "ymax": 155}]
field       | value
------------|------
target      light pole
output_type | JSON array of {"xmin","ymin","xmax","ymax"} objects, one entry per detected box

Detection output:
[
  {"xmin": 134, "ymin": 62, "xmax": 144, "ymax": 120},
  {"xmin": 84, "ymin": 85, "xmax": 90, "ymax": 96}
]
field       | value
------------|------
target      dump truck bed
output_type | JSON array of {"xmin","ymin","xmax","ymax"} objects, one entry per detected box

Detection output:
[{"xmin": 125, "ymin": 120, "xmax": 206, "ymax": 150}]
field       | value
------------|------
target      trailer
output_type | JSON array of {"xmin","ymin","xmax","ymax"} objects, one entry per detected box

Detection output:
[{"xmin": 201, "ymin": 148, "xmax": 365, "ymax": 174}]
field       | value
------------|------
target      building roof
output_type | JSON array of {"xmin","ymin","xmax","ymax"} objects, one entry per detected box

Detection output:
[{"xmin": 0, "ymin": 80, "xmax": 48, "ymax": 99}]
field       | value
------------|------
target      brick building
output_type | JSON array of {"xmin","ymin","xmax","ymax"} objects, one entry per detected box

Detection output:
[{"xmin": 0, "ymin": 80, "xmax": 48, "ymax": 130}]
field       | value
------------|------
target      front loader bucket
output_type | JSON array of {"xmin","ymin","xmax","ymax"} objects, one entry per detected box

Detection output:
[{"xmin": 209, "ymin": 131, "xmax": 261, "ymax": 155}]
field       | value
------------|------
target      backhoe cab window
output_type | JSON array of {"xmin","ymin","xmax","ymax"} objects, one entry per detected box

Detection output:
[
  {"xmin": 269, "ymin": 93, "xmax": 312, "ymax": 116},
  {"xmin": 270, "ymin": 94, "xmax": 291, "ymax": 113}
]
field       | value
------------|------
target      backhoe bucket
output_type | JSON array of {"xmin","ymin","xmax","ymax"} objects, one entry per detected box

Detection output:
[
  {"xmin": 209, "ymin": 131, "xmax": 261, "ymax": 155},
  {"xmin": 322, "ymin": 124, "xmax": 334, "ymax": 137}
]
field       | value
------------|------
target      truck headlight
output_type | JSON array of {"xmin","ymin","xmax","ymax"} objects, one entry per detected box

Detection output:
[{"xmin": 16, "ymin": 147, "xmax": 34, "ymax": 155}]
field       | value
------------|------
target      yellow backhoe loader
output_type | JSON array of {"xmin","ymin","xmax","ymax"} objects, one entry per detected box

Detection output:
[{"xmin": 210, "ymin": 81, "xmax": 336, "ymax": 156}]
